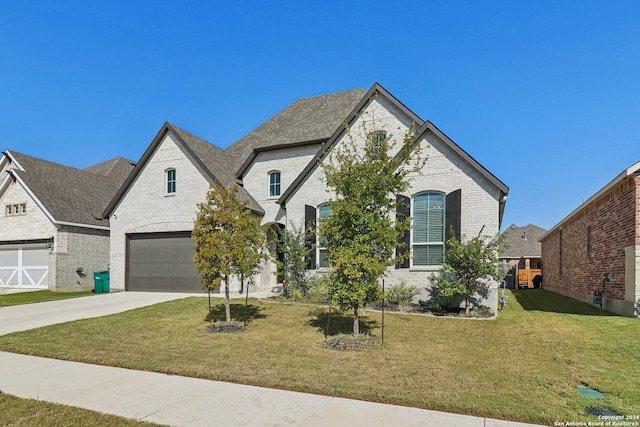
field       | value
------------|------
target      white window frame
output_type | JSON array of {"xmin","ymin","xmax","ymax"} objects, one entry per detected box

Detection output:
[
  {"xmin": 268, "ymin": 171, "xmax": 281, "ymax": 197},
  {"xmin": 166, "ymin": 168, "xmax": 176, "ymax": 194},
  {"xmin": 5, "ymin": 203, "xmax": 27, "ymax": 216},
  {"xmin": 411, "ymin": 192, "xmax": 445, "ymax": 267}
]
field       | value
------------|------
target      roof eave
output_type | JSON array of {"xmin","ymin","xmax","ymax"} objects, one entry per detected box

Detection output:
[
  {"xmin": 235, "ymin": 138, "xmax": 327, "ymax": 180},
  {"xmin": 8, "ymin": 170, "xmax": 57, "ymax": 225},
  {"xmin": 539, "ymin": 160, "xmax": 640, "ymax": 241},
  {"xmin": 1, "ymin": 150, "xmax": 25, "ymax": 171},
  {"xmin": 422, "ymin": 121, "xmax": 509, "ymax": 194},
  {"xmin": 103, "ymin": 123, "xmax": 173, "ymax": 218},
  {"xmin": 54, "ymin": 220, "xmax": 110, "ymax": 231},
  {"xmin": 278, "ymin": 82, "xmax": 425, "ymax": 206}
]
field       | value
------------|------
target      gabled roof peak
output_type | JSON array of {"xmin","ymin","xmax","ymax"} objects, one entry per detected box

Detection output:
[{"xmin": 2, "ymin": 150, "xmax": 134, "ymax": 228}]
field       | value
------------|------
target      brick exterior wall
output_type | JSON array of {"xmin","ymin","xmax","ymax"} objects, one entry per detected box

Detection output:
[
  {"xmin": 242, "ymin": 144, "xmax": 321, "ymax": 225},
  {"xmin": 541, "ymin": 174, "xmax": 640, "ymax": 316},
  {"xmin": 50, "ymin": 225, "xmax": 110, "ymax": 291}
]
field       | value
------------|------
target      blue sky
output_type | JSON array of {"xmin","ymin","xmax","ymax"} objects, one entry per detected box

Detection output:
[{"xmin": 1, "ymin": 1, "xmax": 639, "ymax": 232}]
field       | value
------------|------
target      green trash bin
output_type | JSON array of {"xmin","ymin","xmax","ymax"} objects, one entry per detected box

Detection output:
[
  {"xmin": 101, "ymin": 270, "xmax": 110, "ymax": 293},
  {"xmin": 93, "ymin": 272, "xmax": 104, "ymax": 294},
  {"xmin": 93, "ymin": 271, "xmax": 110, "ymax": 293}
]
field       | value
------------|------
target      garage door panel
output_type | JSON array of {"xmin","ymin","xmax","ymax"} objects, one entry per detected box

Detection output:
[
  {"xmin": 127, "ymin": 232, "xmax": 202, "ymax": 292},
  {"xmin": 0, "ymin": 246, "xmax": 48, "ymax": 288},
  {"xmin": 0, "ymin": 250, "xmax": 17, "ymax": 265}
]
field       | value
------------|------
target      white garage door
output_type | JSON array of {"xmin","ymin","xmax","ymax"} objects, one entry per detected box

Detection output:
[{"xmin": 0, "ymin": 245, "xmax": 49, "ymax": 289}]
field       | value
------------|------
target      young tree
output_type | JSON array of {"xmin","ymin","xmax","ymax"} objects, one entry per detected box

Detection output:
[
  {"xmin": 274, "ymin": 222, "xmax": 312, "ymax": 297},
  {"xmin": 192, "ymin": 183, "xmax": 267, "ymax": 323},
  {"xmin": 431, "ymin": 228, "xmax": 505, "ymax": 316},
  {"xmin": 320, "ymin": 122, "xmax": 423, "ymax": 336}
]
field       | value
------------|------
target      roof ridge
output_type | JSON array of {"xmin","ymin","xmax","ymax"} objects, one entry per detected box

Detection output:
[
  {"xmin": 10, "ymin": 150, "xmax": 110, "ymax": 179},
  {"xmin": 292, "ymin": 87, "xmax": 366, "ymax": 102}
]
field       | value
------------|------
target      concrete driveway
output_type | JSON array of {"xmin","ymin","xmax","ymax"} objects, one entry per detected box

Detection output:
[{"xmin": 0, "ymin": 291, "xmax": 191, "ymax": 335}]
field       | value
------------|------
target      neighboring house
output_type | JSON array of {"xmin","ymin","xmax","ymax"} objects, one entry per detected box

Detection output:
[
  {"xmin": 539, "ymin": 161, "xmax": 640, "ymax": 317},
  {"xmin": 499, "ymin": 224, "xmax": 546, "ymax": 288},
  {"xmin": 0, "ymin": 151, "xmax": 135, "ymax": 291},
  {"xmin": 104, "ymin": 83, "xmax": 509, "ymax": 311}
]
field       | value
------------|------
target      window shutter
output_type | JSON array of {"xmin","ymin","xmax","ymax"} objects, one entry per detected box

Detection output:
[
  {"xmin": 445, "ymin": 189, "xmax": 462, "ymax": 245},
  {"xmin": 395, "ymin": 195, "xmax": 410, "ymax": 269},
  {"xmin": 304, "ymin": 205, "xmax": 317, "ymax": 269}
]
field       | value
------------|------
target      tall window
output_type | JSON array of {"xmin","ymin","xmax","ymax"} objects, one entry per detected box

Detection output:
[
  {"xmin": 166, "ymin": 169, "xmax": 176, "ymax": 194},
  {"xmin": 412, "ymin": 192, "xmax": 445, "ymax": 266},
  {"xmin": 367, "ymin": 130, "xmax": 386, "ymax": 159},
  {"xmin": 269, "ymin": 171, "xmax": 281, "ymax": 197},
  {"xmin": 373, "ymin": 130, "xmax": 386, "ymax": 153},
  {"xmin": 318, "ymin": 203, "xmax": 331, "ymax": 267}
]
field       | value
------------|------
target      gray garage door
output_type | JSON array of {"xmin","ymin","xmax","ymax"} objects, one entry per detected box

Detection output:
[{"xmin": 126, "ymin": 232, "xmax": 203, "ymax": 292}]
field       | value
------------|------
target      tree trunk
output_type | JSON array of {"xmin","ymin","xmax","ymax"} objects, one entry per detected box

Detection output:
[
  {"xmin": 225, "ymin": 275, "xmax": 231, "ymax": 322},
  {"xmin": 353, "ymin": 307, "xmax": 360, "ymax": 336},
  {"xmin": 465, "ymin": 297, "xmax": 471, "ymax": 317}
]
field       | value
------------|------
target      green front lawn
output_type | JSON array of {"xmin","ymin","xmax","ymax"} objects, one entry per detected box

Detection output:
[
  {"xmin": 0, "ymin": 393, "xmax": 166, "ymax": 427},
  {"xmin": 0, "ymin": 289, "xmax": 637, "ymax": 425},
  {"xmin": 0, "ymin": 290, "xmax": 92, "ymax": 307}
]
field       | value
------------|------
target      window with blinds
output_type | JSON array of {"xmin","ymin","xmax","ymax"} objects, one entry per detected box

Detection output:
[{"xmin": 412, "ymin": 192, "xmax": 445, "ymax": 265}]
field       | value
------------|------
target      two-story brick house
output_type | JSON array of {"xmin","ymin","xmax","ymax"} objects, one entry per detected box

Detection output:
[
  {"xmin": 0, "ymin": 151, "xmax": 134, "ymax": 291},
  {"xmin": 539, "ymin": 161, "xmax": 640, "ymax": 317},
  {"xmin": 104, "ymin": 83, "xmax": 509, "ymax": 311}
]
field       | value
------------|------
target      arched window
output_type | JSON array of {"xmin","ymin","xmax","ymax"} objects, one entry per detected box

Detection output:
[
  {"xmin": 317, "ymin": 203, "xmax": 332, "ymax": 268},
  {"xmin": 269, "ymin": 171, "xmax": 281, "ymax": 197},
  {"xmin": 412, "ymin": 192, "xmax": 445, "ymax": 266},
  {"xmin": 166, "ymin": 169, "xmax": 176, "ymax": 194}
]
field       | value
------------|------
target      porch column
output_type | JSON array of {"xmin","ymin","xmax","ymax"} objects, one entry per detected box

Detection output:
[{"xmin": 625, "ymin": 245, "xmax": 640, "ymax": 313}]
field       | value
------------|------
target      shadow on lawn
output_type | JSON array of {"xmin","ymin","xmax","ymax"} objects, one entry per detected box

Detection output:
[
  {"xmin": 512, "ymin": 289, "xmax": 618, "ymax": 316},
  {"xmin": 205, "ymin": 303, "xmax": 266, "ymax": 323},
  {"xmin": 307, "ymin": 308, "xmax": 379, "ymax": 336}
]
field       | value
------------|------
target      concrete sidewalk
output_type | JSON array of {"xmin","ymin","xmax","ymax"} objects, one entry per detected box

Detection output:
[
  {"xmin": 0, "ymin": 292, "xmax": 546, "ymax": 427},
  {"xmin": 0, "ymin": 352, "xmax": 543, "ymax": 427}
]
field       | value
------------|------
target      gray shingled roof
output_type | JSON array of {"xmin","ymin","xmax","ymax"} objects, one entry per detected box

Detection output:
[
  {"xmin": 169, "ymin": 124, "xmax": 238, "ymax": 189},
  {"xmin": 167, "ymin": 123, "xmax": 264, "ymax": 214},
  {"xmin": 225, "ymin": 88, "xmax": 367, "ymax": 172},
  {"xmin": 499, "ymin": 224, "xmax": 547, "ymax": 258},
  {"xmin": 84, "ymin": 157, "xmax": 136, "ymax": 184},
  {"xmin": 103, "ymin": 122, "xmax": 265, "ymax": 217},
  {"xmin": 8, "ymin": 151, "xmax": 135, "ymax": 227}
]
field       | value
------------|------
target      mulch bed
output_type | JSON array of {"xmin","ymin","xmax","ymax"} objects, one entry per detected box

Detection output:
[
  {"xmin": 323, "ymin": 334, "xmax": 381, "ymax": 351},
  {"xmin": 204, "ymin": 321, "xmax": 244, "ymax": 333},
  {"xmin": 369, "ymin": 302, "xmax": 495, "ymax": 319}
]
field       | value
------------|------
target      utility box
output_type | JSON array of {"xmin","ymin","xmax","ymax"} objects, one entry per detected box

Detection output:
[{"xmin": 593, "ymin": 290, "xmax": 602, "ymax": 306}]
